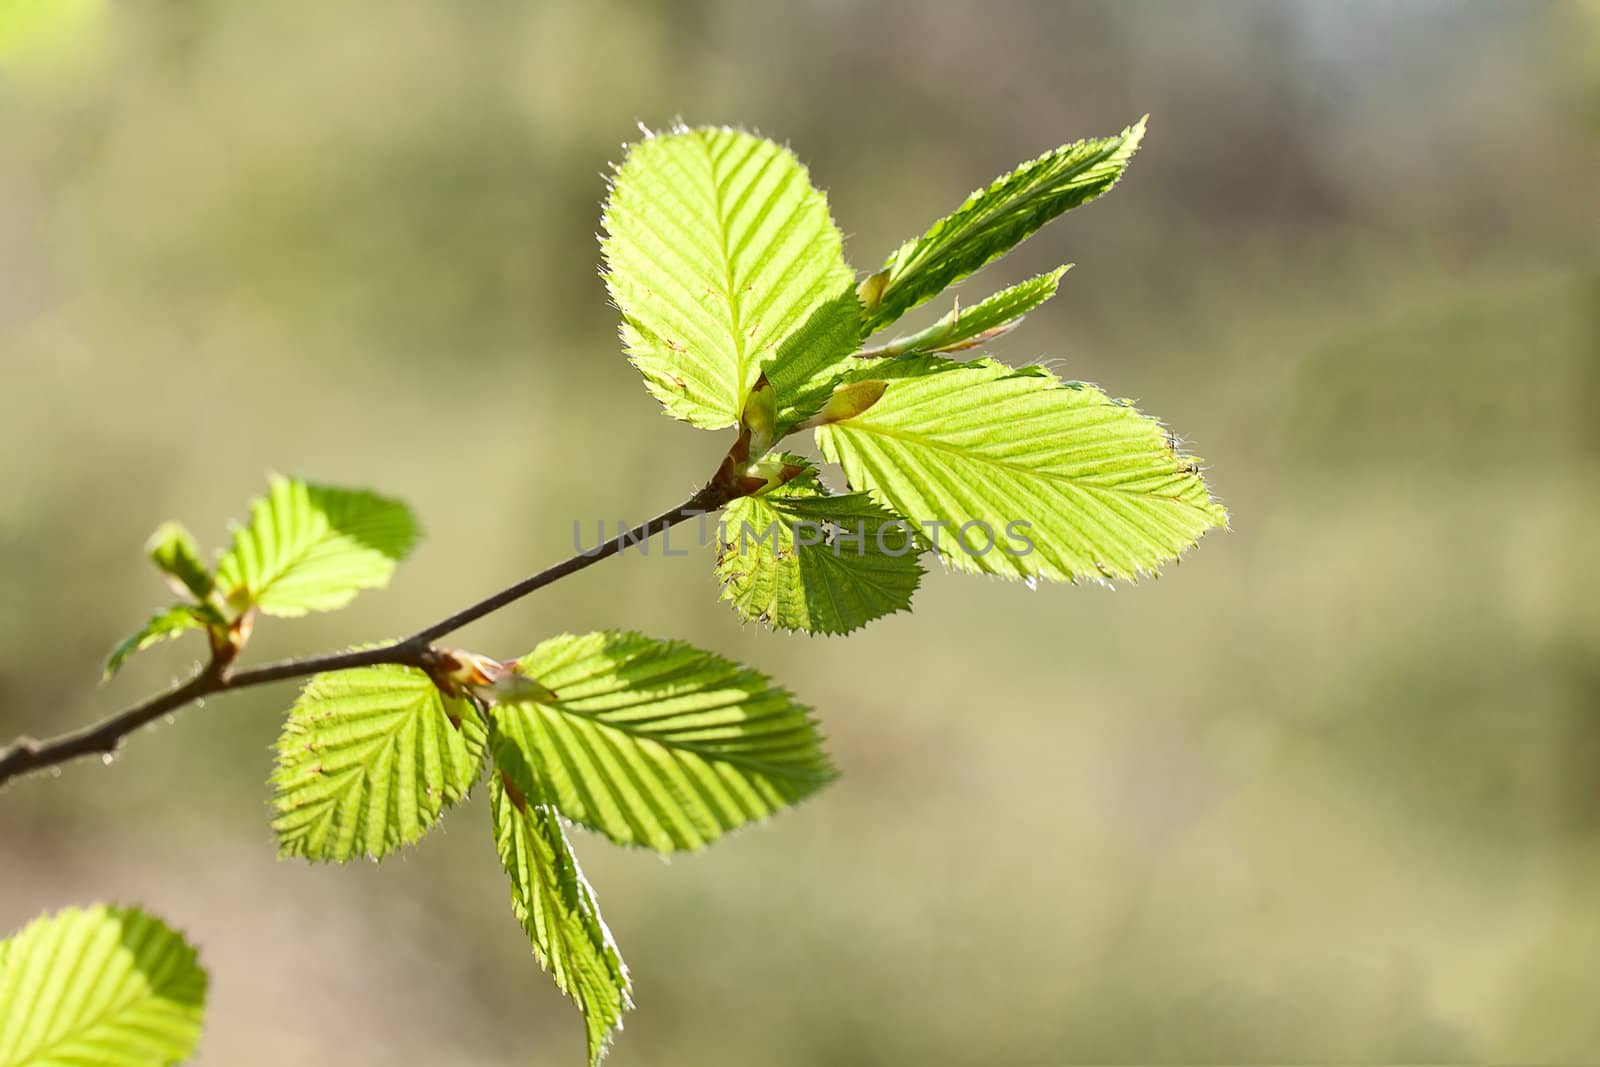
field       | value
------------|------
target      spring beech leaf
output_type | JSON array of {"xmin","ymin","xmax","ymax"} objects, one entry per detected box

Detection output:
[
  {"xmin": 487, "ymin": 631, "xmax": 835, "ymax": 853},
  {"xmin": 601, "ymin": 126, "xmax": 858, "ymax": 429},
  {"xmin": 0, "ymin": 904, "xmax": 206, "ymax": 1067},
  {"xmin": 861, "ymin": 119, "xmax": 1145, "ymax": 333},
  {"xmin": 866, "ymin": 266, "xmax": 1071, "ymax": 358},
  {"xmin": 214, "ymin": 476, "xmax": 419, "ymax": 617},
  {"xmin": 103, "ymin": 604, "xmax": 209, "ymax": 680},
  {"xmin": 763, "ymin": 289, "xmax": 865, "ymax": 433},
  {"xmin": 814, "ymin": 355, "xmax": 1227, "ymax": 583},
  {"xmin": 145, "ymin": 521, "xmax": 212, "ymax": 601},
  {"xmin": 490, "ymin": 766, "xmax": 631, "ymax": 1067},
  {"xmin": 272, "ymin": 664, "xmax": 487, "ymax": 862},
  {"xmin": 716, "ymin": 459, "xmax": 925, "ymax": 634}
]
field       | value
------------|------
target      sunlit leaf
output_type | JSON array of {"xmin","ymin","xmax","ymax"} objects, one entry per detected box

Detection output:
[
  {"xmin": 489, "ymin": 631, "xmax": 834, "ymax": 853},
  {"xmin": 816, "ymin": 355, "xmax": 1226, "ymax": 583},
  {"xmin": 103, "ymin": 605, "xmax": 209, "ymax": 680},
  {"xmin": 0, "ymin": 904, "xmax": 206, "ymax": 1067},
  {"xmin": 863, "ymin": 266, "xmax": 1070, "ymax": 358},
  {"xmin": 602, "ymin": 126, "xmax": 858, "ymax": 429},
  {"xmin": 145, "ymin": 522, "xmax": 213, "ymax": 601},
  {"xmin": 716, "ymin": 460, "xmax": 925, "ymax": 634},
  {"xmin": 490, "ymin": 771, "xmax": 630, "ymax": 1066},
  {"xmin": 860, "ymin": 119, "xmax": 1144, "ymax": 332},
  {"xmin": 273, "ymin": 664, "xmax": 486, "ymax": 861},
  {"xmin": 214, "ymin": 476, "xmax": 419, "ymax": 617}
]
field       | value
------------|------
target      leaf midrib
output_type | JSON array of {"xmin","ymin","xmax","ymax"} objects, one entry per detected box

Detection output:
[
  {"xmin": 237, "ymin": 510, "xmax": 335, "ymax": 600},
  {"xmin": 699, "ymin": 131, "xmax": 749, "ymax": 410}
]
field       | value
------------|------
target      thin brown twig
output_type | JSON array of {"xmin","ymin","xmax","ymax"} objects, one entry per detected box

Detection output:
[{"xmin": 0, "ymin": 481, "xmax": 729, "ymax": 789}]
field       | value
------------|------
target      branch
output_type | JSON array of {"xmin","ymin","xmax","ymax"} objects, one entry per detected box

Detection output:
[{"xmin": 0, "ymin": 481, "xmax": 730, "ymax": 789}]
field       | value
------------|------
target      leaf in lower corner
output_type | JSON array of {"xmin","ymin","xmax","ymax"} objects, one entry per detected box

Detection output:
[
  {"xmin": 488, "ymin": 630, "xmax": 835, "ymax": 853},
  {"xmin": 214, "ymin": 476, "xmax": 420, "ymax": 618},
  {"xmin": 716, "ymin": 459, "xmax": 925, "ymax": 634},
  {"xmin": 272, "ymin": 664, "xmax": 486, "ymax": 862},
  {"xmin": 0, "ymin": 904, "xmax": 206, "ymax": 1067},
  {"xmin": 490, "ymin": 771, "xmax": 630, "ymax": 1067}
]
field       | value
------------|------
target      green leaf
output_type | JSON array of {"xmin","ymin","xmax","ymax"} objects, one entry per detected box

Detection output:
[
  {"xmin": 145, "ymin": 522, "xmax": 212, "ymax": 601},
  {"xmin": 716, "ymin": 459, "xmax": 925, "ymax": 634},
  {"xmin": 272, "ymin": 664, "xmax": 487, "ymax": 862},
  {"xmin": 103, "ymin": 605, "xmax": 208, "ymax": 680},
  {"xmin": 815, "ymin": 355, "xmax": 1227, "ymax": 583},
  {"xmin": 214, "ymin": 476, "xmax": 419, "ymax": 617},
  {"xmin": 764, "ymin": 289, "xmax": 864, "ymax": 433},
  {"xmin": 861, "ymin": 119, "xmax": 1145, "ymax": 333},
  {"xmin": 601, "ymin": 126, "xmax": 858, "ymax": 429},
  {"xmin": 488, "ymin": 631, "xmax": 834, "ymax": 853},
  {"xmin": 864, "ymin": 266, "xmax": 1071, "ymax": 358},
  {"xmin": 0, "ymin": 904, "xmax": 206, "ymax": 1067},
  {"xmin": 491, "ymin": 770, "xmax": 631, "ymax": 1067}
]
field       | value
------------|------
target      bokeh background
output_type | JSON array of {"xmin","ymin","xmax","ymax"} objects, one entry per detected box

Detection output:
[{"xmin": 2, "ymin": 1, "xmax": 1597, "ymax": 1063}]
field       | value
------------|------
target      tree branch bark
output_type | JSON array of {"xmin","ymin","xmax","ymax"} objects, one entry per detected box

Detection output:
[{"xmin": 0, "ymin": 482, "xmax": 728, "ymax": 789}]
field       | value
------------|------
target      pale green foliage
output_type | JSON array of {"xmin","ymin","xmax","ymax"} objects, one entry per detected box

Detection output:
[
  {"xmin": 103, "ymin": 605, "xmax": 207, "ymax": 680},
  {"xmin": 488, "ymin": 631, "xmax": 834, "ymax": 852},
  {"xmin": 215, "ymin": 476, "xmax": 419, "ymax": 617},
  {"xmin": 76, "ymin": 119, "xmax": 1228, "ymax": 1067},
  {"xmin": 816, "ymin": 355, "xmax": 1227, "ymax": 583},
  {"xmin": 145, "ymin": 522, "xmax": 212, "ymax": 601},
  {"xmin": 272, "ymin": 665, "xmax": 487, "ymax": 861},
  {"xmin": 868, "ymin": 266, "xmax": 1071, "ymax": 357},
  {"xmin": 105, "ymin": 476, "xmax": 420, "ymax": 678},
  {"xmin": 601, "ymin": 126, "xmax": 857, "ymax": 429},
  {"xmin": 763, "ymin": 290, "xmax": 863, "ymax": 432},
  {"xmin": 716, "ymin": 460, "xmax": 925, "ymax": 633},
  {"xmin": 860, "ymin": 119, "xmax": 1145, "ymax": 332},
  {"xmin": 490, "ymin": 771, "xmax": 631, "ymax": 1067},
  {"xmin": 0, "ymin": 905, "xmax": 206, "ymax": 1067}
]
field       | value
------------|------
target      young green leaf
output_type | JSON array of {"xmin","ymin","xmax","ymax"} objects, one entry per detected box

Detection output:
[
  {"xmin": 862, "ymin": 266, "xmax": 1071, "ymax": 358},
  {"xmin": 601, "ymin": 126, "xmax": 858, "ymax": 429},
  {"xmin": 815, "ymin": 355, "xmax": 1227, "ymax": 583},
  {"xmin": 716, "ymin": 460, "xmax": 925, "ymax": 634},
  {"xmin": 103, "ymin": 604, "xmax": 210, "ymax": 680},
  {"xmin": 763, "ymin": 289, "xmax": 864, "ymax": 433},
  {"xmin": 860, "ymin": 119, "xmax": 1145, "ymax": 333},
  {"xmin": 273, "ymin": 664, "xmax": 486, "ymax": 862},
  {"xmin": 488, "ymin": 631, "xmax": 834, "ymax": 853},
  {"xmin": 214, "ymin": 476, "xmax": 419, "ymax": 618},
  {"xmin": 0, "ymin": 904, "xmax": 206, "ymax": 1067},
  {"xmin": 491, "ymin": 772, "xmax": 630, "ymax": 1067},
  {"xmin": 145, "ymin": 521, "xmax": 213, "ymax": 601}
]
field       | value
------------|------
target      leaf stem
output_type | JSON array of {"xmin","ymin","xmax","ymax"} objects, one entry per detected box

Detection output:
[{"xmin": 0, "ymin": 481, "xmax": 730, "ymax": 789}]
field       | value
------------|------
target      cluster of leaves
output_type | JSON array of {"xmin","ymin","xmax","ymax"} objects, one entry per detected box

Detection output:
[
  {"xmin": 275, "ymin": 631, "xmax": 830, "ymax": 1061},
  {"xmin": 105, "ymin": 477, "xmax": 419, "ymax": 679},
  {"xmin": 606, "ymin": 119, "xmax": 1225, "ymax": 637},
  {"xmin": 88, "ymin": 472, "xmax": 835, "ymax": 1066},
  {"xmin": 7, "ymin": 119, "xmax": 1226, "ymax": 1066}
]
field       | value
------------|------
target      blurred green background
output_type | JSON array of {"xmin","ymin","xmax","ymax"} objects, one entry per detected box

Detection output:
[{"xmin": 2, "ymin": 1, "xmax": 1597, "ymax": 1063}]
